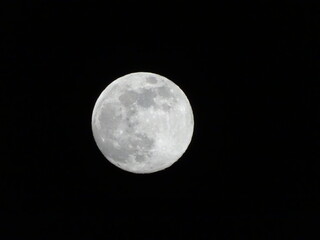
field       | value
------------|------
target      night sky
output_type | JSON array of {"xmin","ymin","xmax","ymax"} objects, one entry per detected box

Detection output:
[{"xmin": 2, "ymin": 1, "xmax": 320, "ymax": 238}]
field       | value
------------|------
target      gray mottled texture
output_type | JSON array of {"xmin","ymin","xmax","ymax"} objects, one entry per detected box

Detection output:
[{"xmin": 92, "ymin": 72, "xmax": 194, "ymax": 174}]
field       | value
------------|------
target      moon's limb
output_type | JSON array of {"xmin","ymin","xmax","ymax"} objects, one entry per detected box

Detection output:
[{"xmin": 92, "ymin": 72, "xmax": 194, "ymax": 173}]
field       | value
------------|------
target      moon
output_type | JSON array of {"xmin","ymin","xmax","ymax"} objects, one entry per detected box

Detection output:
[{"xmin": 92, "ymin": 72, "xmax": 194, "ymax": 173}]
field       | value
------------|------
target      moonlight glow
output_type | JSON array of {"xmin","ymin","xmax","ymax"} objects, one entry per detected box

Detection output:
[{"xmin": 92, "ymin": 72, "xmax": 194, "ymax": 173}]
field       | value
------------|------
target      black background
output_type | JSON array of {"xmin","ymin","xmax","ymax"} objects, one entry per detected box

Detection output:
[{"xmin": 2, "ymin": 0, "xmax": 320, "ymax": 238}]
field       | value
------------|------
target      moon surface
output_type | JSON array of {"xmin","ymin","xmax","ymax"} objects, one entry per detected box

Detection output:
[{"xmin": 92, "ymin": 72, "xmax": 194, "ymax": 173}]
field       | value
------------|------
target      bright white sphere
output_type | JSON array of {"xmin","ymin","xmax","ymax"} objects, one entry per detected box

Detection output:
[{"xmin": 92, "ymin": 72, "xmax": 194, "ymax": 173}]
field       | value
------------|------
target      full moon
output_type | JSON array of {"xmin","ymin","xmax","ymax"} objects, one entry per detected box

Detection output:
[{"xmin": 92, "ymin": 72, "xmax": 194, "ymax": 173}]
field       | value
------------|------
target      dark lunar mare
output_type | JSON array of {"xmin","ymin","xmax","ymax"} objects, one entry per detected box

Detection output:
[{"xmin": 98, "ymin": 97, "xmax": 155, "ymax": 163}]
